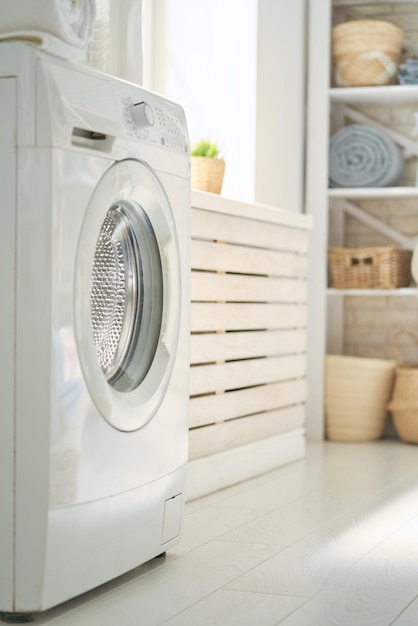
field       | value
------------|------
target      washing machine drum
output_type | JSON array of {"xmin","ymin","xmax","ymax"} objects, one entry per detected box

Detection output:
[
  {"xmin": 75, "ymin": 159, "xmax": 181, "ymax": 431},
  {"xmin": 91, "ymin": 200, "xmax": 162, "ymax": 393}
]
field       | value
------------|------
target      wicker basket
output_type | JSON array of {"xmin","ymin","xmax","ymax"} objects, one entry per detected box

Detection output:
[
  {"xmin": 328, "ymin": 247, "xmax": 412, "ymax": 290},
  {"xmin": 332, "ymin": 19, "xmax": 404, "ymax": 87},
  {"xmin": 387, "ymin": 330, "xmax": 418, "ymax": 444},
  {"xmin": 191, "ymin": 156, "xmax": 225, "ymax": 194},
  {"xmin": 325, "ymin": 354, "xmax": 396, "ymax": 441}
]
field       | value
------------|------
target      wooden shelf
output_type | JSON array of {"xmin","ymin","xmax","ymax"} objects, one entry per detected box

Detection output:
[
  {"xmin": 333, "ymin": 0, "xmax": 418, "ymax": 6},
  {"xmin": 329, "ymin": 85, "xmax": 418, "ymax": 105},
  {"xmin": 327, "ymin": 287, "xmax": 417, "ymax": 296},
  {"xmin": 328, "ymin": 187, "xmax": 418, "ymax": 200}
]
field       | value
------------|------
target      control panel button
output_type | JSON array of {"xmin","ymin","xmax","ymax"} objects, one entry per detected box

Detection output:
[{"xmin": 130, "ymin": 102, "xmax": 154, "ymax": 129}]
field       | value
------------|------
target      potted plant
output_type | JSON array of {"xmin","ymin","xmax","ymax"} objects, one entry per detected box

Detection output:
[{"xmin": 190, "ymin": 140, "xmax": 225, "ymax": 194}]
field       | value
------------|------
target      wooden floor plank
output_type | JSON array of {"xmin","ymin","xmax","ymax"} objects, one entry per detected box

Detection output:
[
  {"xmin": 32, "ymin": 440, "xmax": 418, "ymax": 626},
  {"xmin": 276, "ymin": 513, "xmax": 418, "ymax": 626}
]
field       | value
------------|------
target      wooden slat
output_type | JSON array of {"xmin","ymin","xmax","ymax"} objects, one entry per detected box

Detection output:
[
  {"xmin": 190, "ymin": 329, "xmax": 307, "ymax": 364},
  {"xmin": 191, "ymin": 240, "xmax": 308, "ymax": 278},
  {"xmin": 189, "ymin": 379, "xmax": 308, "ymax": 428},
  {"xmin": 190, "ymin": 354, "xmax": 306, "ymax": 396},
  {"xmin": 190, "ymin": 302, "xmax": 307, "ymax": 332},
  {"xmin": 191, "ymin": 271, "xmax": 307, "ymax": 303},
  {"xmin": 191, "ymin": 208, "xmax": 309, "ymax": 253},
  {"xmin": 188, "ymin": 405, "xmax": 305, "ymax": 460}
]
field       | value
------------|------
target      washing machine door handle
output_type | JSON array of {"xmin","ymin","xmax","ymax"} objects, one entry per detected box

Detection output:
[{"xmin": 160, "ymin": 237, "xmax": 180, "ymax": 356}]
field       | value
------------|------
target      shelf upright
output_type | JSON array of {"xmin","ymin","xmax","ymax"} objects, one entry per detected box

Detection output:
[{"xmin": 305, "ymin": 0, "xmax": 332, "ymax": 440}]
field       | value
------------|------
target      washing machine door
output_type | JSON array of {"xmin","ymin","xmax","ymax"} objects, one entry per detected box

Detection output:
[{"xmin": 75, "ymin": 159, "xmax": 181, "ymax": 431}]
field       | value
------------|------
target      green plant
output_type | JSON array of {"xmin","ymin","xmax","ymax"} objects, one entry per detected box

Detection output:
[{"xmin": 191, "ymin": 139, "xmax": 221, "ymax": 158}]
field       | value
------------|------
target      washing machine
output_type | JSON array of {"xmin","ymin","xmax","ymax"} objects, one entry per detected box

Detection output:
[{"xmin": 0, "ymin": 42, "xmax": 190, "ymax": 619}]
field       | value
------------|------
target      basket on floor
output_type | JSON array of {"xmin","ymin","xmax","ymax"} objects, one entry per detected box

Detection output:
[
  {"xmin": 387, "ymin": 330, "xmax": 418, "ymax": 444},
  {"xmin": 325, "ymin": 354, "xmax": 396, "ymax": 441},
  {"xmin": 328, "ymin": 247, "xmax": 412, "ymax": 290},
  {"xmin": 332, "ymin": 19, "xmax": 404, "ymax": 86}
]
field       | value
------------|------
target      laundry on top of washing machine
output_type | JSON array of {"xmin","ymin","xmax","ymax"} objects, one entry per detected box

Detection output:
[{"xmin": 0, "ymin": 0, "xmax": 96, "ymax": 59}]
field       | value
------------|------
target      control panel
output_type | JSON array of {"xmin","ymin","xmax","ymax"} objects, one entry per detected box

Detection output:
[{"xmin": 121, "ymin": 92, "xmax": 189, "ymax": 155}]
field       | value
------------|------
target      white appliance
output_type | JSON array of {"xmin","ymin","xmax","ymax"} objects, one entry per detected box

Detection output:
[{"xmin": 0, "ymin": 42, "xmax": 190, "ymax": 620}]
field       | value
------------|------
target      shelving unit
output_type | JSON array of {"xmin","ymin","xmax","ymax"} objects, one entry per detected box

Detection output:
[
  {"xmin": 330, "ymin": 85, "xmax": 418, "ymax": 104},
  {"xmin": 306, "ymin": 0, "xmax": 418, "ymax": 439},
  {"xmin": 328, "ymin": 187, "xmax": 418, "ymax": 199},
  {"xmin": 328, "ymin": 288, "xmax": 417, "ymax": 296}
]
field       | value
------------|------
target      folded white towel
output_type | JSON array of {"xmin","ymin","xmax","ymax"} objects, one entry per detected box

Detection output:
[{"xmin": 0, "ymin": 0, "xmax": 96, "ymax": 59}]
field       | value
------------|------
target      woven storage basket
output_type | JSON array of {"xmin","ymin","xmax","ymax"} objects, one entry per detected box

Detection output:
[
  {"xmin": 325, "ymin": 354, "xmax": 396, "ymax": 441},
  {"xmin": 332, "ymin": 19, "xmax": 404, "ymax": 87},
  {"xmin": 387, "ymin": 330, "xmax": 418, "ymax": 444},
  {"xmin": 191, "ymin": 156, "xmax": 225, "ymax": 194},
  {"xmin": 328, "ymin": 247, "xmax": 412, "ymax": 289}
]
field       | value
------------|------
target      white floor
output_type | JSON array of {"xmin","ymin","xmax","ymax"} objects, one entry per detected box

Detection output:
[{"xmin": 31, "ymin": 439, "xmax": 418, "ymax": 626}]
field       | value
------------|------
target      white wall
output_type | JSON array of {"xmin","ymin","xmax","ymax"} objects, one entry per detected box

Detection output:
[
  {"xmin": 254, "ymin": 0, "xmax": 307, "ymax": 212},
  {"xmin": 144, "ymin": 0, "xmax": 258, "ymax": 203},
  {"xmin": 143, "ymin": 0, "xmax": 307, "ymax": 210}
]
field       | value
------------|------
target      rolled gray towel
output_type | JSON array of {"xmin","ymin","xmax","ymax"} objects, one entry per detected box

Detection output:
[{"xmin": 329, "ymin": 124, "xmax": 404, "ymax": 188}]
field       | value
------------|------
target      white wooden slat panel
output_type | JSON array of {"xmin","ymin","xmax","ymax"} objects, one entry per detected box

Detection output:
[
  {"xmin": 187, "ymin": 197, "xmax": 310, "ymax": 473},
  {"xmin": 187, "ymin": 430, "xmax": 305, "ymax": 500},
  {"xmin": 191, "ymin": 302, "xmax": 307, "ymax": 332},
  {"xmin": 190, "ymin": 329, "xmax": 307, "ymax": 364},
  {"xmin": 188, "ymin": 405, "xmax": 305, "ymax": 460},
  {"xmin": 190, "ymin": 354, "xmax": 306, "ymax": 396},
  {"xmin": 191, "ymin": 190, "xmax": 313, "ymax": 229},
  {"xmin": 191, "ymin": 240, "xmax": 308, "ymax": 278},
  {"xmin": 191, "ymin": 271, "xmax": 307, "ymax": 303},
  {"xmin": 191, "ymin": 208, "xmax": 309, "ymax": 253},
  {"xmin": 189, "ymin": 379, "xmax": 308, "ymax": 428}
]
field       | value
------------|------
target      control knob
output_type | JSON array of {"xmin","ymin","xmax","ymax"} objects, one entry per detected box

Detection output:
[{"xmin": 129, "ymin": 102, "xmax": 154, "ymax": 129}]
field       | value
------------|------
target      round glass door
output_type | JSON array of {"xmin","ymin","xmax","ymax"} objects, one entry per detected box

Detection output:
[
  {"xmin": 90, "ymin": 200, "xmax": 163, "ymax": 393},
  {"xmin": 74, "ymin": 159, "xmax": 181, "ymax": 432}
]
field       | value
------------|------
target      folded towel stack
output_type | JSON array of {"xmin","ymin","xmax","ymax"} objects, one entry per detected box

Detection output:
[
  {"xmin": 329, "ymin": 124, "xmax": 404, "ymax": 188},
  {"xmin": 398, "ymin": 58, "xmax": 418, "ymax": 85},
  {"xmin": 0, "ymin": 0, "xmax": 96, "ymax": 59}
]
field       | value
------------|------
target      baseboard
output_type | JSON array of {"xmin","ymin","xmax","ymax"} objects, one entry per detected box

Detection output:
[{"xmin": 186, "ymin": 428, "xmax": 306, "ymax": 501}]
